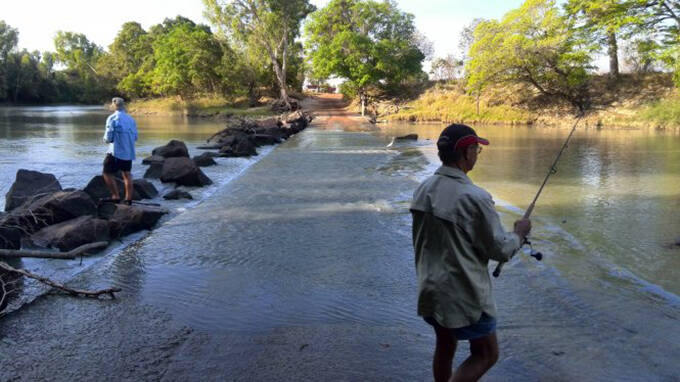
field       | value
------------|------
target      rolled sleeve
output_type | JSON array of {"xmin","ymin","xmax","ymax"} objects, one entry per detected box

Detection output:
[{"xmin": 474, "ymin": 196, "xmax": 521, "ymax": 262}]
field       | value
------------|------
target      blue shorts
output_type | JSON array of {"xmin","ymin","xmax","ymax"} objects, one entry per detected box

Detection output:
[{"xmin": 423, "ymin": 312, "xmax": 497, "ymax": 340}]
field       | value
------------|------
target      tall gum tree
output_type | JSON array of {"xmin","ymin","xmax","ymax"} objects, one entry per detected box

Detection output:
[
  {"xmin": 304, "ymin": 0, "xmax": 425, "ymax": 116},
  {"xmin": 203, "ymin": 0, "xmax": 315, "ymax": 110}
]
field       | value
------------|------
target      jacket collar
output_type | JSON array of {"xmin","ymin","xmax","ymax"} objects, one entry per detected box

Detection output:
[{"xmin": 434, "ymin": 165, "xmax": 472, "ymax": 184}]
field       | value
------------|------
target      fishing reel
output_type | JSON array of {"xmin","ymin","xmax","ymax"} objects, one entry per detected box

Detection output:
[
  {"xmin": 492, "ymin": 238, "xmax": 542, "ymax": 278},
  {"xmin": 525, "ymin": 239, "xmax": 543, "ymax": 261}
]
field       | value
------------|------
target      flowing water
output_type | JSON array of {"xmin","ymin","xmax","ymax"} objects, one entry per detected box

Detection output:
[
  {"xmin": 0, "ymin": 105, "xmax": 678, "ymax": 380},
  {"xmin": 0, "ymin": 105, "xmax": 273, "ymax": 312}
]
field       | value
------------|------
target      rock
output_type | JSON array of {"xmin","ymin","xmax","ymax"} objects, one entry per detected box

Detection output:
[
  {"xmin": 395, "ymin": 134, "xmax": 418, "ymax": 140},
  {"xmin": 193, "ymin": 152, "xmax": 217, "ymax": 167},
  {"xmin": 30, "ymin": 215, "xmax": 110, "ymax": 251},
  {"xmin": 674, "ymin": 237, "xmax": 680, "ymax": 247},
  {"xmin": 219, "ymin": 137, "xmax": 258, "ymax": 157},
  {"xmin": 5, "ymin": 169, "xmax": 62, "ymax": 212},
  {"xmin": 252, "ymin": 134, "xmax": 281, "ymax": 146},
  {"xmin": 84, "ymin": 175, "xmax": 142, "ymax": 201},
  {"xmin": 151, "ymin": 140, "xmax": 189, "ymax": 158},
  {"xmin": 160, "ymin": 157, "xmax": 213, "ymax": 187},
  {"xmin": 133, "ymin": 179, "xmax": 158, "ymax": 199},
  {"xmin": 102, "ymin": 204, "xmax": 168, "ymax": 238},
  {"xmin": 272, "ymin": 98, "xmax": 300, "ymax": 112},
  {"xmin": 163, "ymin": 190, "xmax": 193, "ymax": 200},
  {"xmin": 1, "ymin": 190, "xmax": 97, "ymax": 235},
  {"xmin": 0, "ymin": 224, "xmax": 22, "ymax": 250},
  {"xmin": 144, "ymin": 163, "xmax": 164, "ymax": 179},
  {"xmin": 142, "ymin": 155, "xmax": 166, "ymax": 165}
]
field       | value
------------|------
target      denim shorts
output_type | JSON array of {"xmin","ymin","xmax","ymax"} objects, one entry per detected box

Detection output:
[{"xmin": 423, "ymin": 312, "xmax": 497, "ymax": 340}]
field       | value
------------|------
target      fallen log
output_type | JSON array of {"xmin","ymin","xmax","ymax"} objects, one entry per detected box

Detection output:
[
  {"xmin": 0, "ymin": 241, "xmax": 109, "ymax": 260},
  {"xmin": 0, "ymin": 261, "xmax": 121, "ymax": 299}
]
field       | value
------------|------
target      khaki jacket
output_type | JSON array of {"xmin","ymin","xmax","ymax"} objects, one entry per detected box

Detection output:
[{"xmin": 411, "ymin": 165, "xmax": 521, "ymax": 328}]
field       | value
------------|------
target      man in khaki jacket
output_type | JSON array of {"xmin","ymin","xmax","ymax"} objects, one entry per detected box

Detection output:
[{"xmin": 411, "ymin": 124, "xmax": 531, "ymax": 382}]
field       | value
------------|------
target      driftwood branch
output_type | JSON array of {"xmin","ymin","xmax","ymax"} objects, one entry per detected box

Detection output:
[
  {"xmin": 0, "ymin": 261, "xmax": 121, "ymax": 299},
  {"xmin": 0, "ymin": 241, "xmax": 109, "ymax": 260}
]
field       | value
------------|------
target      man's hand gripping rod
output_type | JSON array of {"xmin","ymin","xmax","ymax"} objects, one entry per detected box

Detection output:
[{"xmin": 492, "ymin": 113, "xmax": 584, "ymax": 278}]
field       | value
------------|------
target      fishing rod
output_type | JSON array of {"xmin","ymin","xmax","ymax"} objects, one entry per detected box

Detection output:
[{"xmin": 493, "ymin": 112, "xmax": 585, "ymax": 278}]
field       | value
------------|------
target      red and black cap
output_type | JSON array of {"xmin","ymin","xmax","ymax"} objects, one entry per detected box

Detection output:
[{"xmin": 436, "ymin": 123, "xmax": 489, "ymax": 152}]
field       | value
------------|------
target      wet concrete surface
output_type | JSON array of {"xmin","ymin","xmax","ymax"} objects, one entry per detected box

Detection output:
[{"xmin": 1, "ymin": 112, "xmax": 678, "ymax": 381}]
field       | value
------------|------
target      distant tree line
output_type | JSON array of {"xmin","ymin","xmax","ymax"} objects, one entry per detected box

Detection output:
[{"xmin": 0, "ymin": 1, "xmax": 314, "ymax": 105}]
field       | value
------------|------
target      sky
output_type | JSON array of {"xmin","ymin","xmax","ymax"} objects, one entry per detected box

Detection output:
[{"xmin": 2, "ymin": 0, "xmax": 526, "ymax": 60}]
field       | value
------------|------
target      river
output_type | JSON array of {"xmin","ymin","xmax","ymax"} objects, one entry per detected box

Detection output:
[{"xmin": 0, "ymin": 105, "xmax": 678, "ymax": 380}]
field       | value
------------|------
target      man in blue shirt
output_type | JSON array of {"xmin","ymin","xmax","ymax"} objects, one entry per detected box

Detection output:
[{"xmin": 102, "ymin": 97, "xmax": 138, "ymax": 205}]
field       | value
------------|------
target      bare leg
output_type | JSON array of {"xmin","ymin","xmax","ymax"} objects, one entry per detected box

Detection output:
[
  {"xmin": 102, "ymin": 172, "xmax": 120, "ymax": 200},
  {"xmin": 432, "ymin": 324, "xmax": 457, "ymax": 382},
  {"xmin": 121, "ymin": 171, "xmax": 133, "ymax": 202},
  {"xmin": 452, "ymin": 333, "xmax": 499, "ymax": 382}
]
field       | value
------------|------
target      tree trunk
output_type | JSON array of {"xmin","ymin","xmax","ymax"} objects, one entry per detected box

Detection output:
[
  {"xmin": 607, "ymin": 31, "xmax": 619, "ymax": 78},
  {"xmin": 360, "ymin": 92, "xmax": 366, "ymax": 116}
]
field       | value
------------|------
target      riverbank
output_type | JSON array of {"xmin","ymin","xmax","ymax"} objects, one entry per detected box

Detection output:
[
  {"xmin": 127, "ymin": 96, "xmax": 281, "ymax": 119},
  {"xmin": 378, "ymin": 73, "xmax": 680, "ymax": 130}
]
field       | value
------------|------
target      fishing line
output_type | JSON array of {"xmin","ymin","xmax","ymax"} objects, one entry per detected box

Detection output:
[{"xmin": 493, "ymin": 112, "xmax": 585, "ymax": 278}]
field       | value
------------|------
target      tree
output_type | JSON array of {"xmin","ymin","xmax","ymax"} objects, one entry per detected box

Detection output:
[
  {"xmin": 430, "ymin": 55, "xmax": 463, "ymax": 81},
  {"xmin": 53, "ymin": 31, "xmax": 111, "ymax": 103},
  {"xmin": 151, "ymin": 22, "xmax": 223, "ymax": 98},
  {"xmin": 627, "ymin": 1, "xmax": 680, "ymax": 85},
  {"xmin": 305, "ymin": 0, "xmax": 425, "ymax": 115},
  {"xmin": 54, "ymin": 31, "xmax": 104, "ymax": 75},
  {"xmin": 104, "ymin": 22, "xmax": 154, "ymax": 98},
  {"xmin": 203, "ymin": 0, "xmax": 315, "ymax": 109},
  {"xmin": 458, "ymin": 18, "xmax": 483, "ymax": 65},
  {"xmin": 565, "ymin": 0, "xmax": 633, "ymax": 78},
  {"xmin": 0, "ymin": 21, "xmax": 19, "ymax": 100},
  {"xmin": 466, "ymin": 0, "xmax": 597, "ymax": 112}
]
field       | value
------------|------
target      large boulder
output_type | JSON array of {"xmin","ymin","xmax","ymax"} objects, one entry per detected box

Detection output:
[
  {"xmin": 160, "ymin": 157, "xmax": 213, "ymax": 187},
  {"xmin": 5, "ymin": 170, "xmax": 62, "ymax": 212},
  {"xmin": 163, "ymin": 190, "xmax": 193, "ymax": 200},
  {"xmin": 30, "ymin": 215, "xmax": 110, "ymax": 252},
  {"xmin": 151, "ymin": 140, "xmax": 189, "ymax": 158},
  {"xmin": 2, "ymin": 190, "xmax": 97, "ymax": 235},
  {"xmin": 193, "ymin": 152, "xmax": 217, "ymax": 167},
  {"xmin": 84, "ymin": 175, "xmax": 142, "ymax": 201},
  {"xmin": 132, "ymin": 179, "xmax": 158, "ymax": 199},
  {"xmin": 144, "ymin": 163, "xmax": 164, "ymax": 179},
  {"xmin": 99, "ymin": 204, "xmax": 168, "ymax": 238}
]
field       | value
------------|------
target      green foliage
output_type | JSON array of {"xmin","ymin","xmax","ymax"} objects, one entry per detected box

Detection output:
[
  {"xmin": 304, "ymin": 0, "xmax": 425, "ymax": 98},
  {"xmin": 151, "ymin": 22, "xmax": 223, "ymax": 98},
  {"xmin": 203, "ymin": 0, "xmax": 315, "ymax": 104},
  {"xmin": 53, "ymin": 31, "xmax": 112, "ymax": 103},
  {"xmin": 430, "ymin": 55, "xmax": 464, "ymax": 81},
  {"xmin": 466, "ymin": 0, "xmax": 596, "ymax": 111},
  {"xmin": 0, "ymin": 20, "xmax": 19, "ymax": 99},
  {"xmin": 641, "ymin": 92, "xmax": 680, "ymax": 126}
]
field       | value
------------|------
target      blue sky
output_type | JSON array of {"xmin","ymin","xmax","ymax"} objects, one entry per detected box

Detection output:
[{"xmin": 3, "ymin": 0, "xmax": 526, "ymax": 60}]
